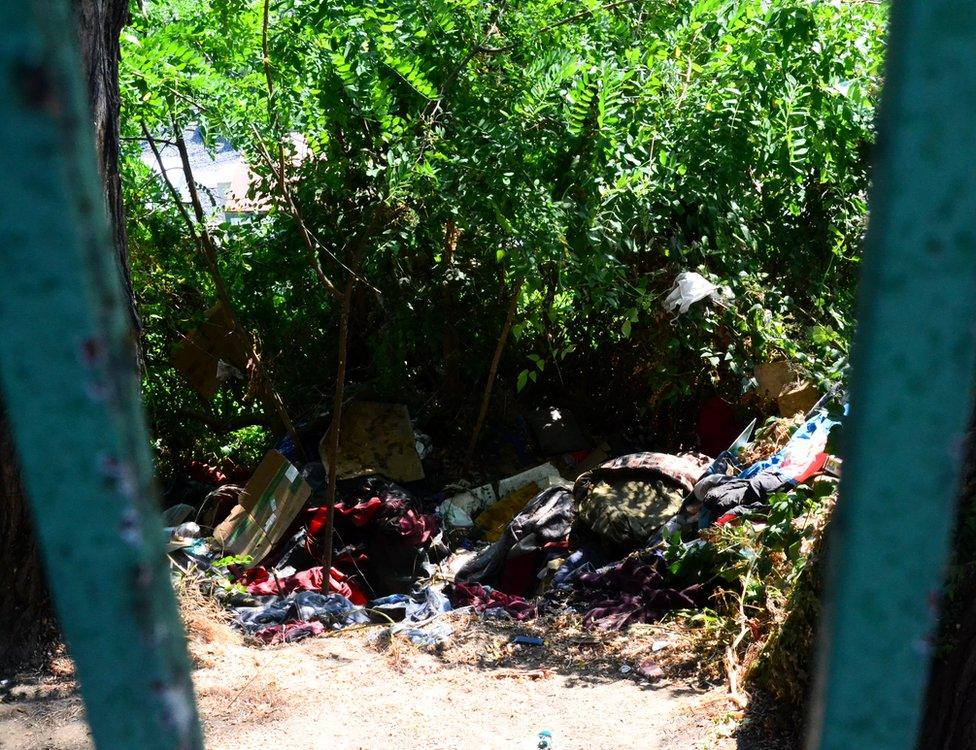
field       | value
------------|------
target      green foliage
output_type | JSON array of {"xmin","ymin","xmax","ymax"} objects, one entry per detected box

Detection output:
[
  {"xmin": 212, "ymin": 553, "xmax": 254, "ymax": 569},
  {"xmin": 120, "ymin": 0, "xmax": 888, "ymax": 469}
]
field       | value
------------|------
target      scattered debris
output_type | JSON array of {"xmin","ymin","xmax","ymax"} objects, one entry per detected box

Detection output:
[
  {"xmin": 213, "ymin": 450, "xmax": 311, "ymax": 563},
  {"xmin": 321, "ymin": 401, "xmax": 425, "ymax": 483},
  {"xmin": 165, "ymin": 395, "xmax": 845, "ymax": 717}
]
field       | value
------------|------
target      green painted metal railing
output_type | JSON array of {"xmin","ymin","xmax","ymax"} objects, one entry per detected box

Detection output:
[
  {"xmin": 0, "ymin": 0, "xmax": 203, "ymax": 748},
  {"xmin": 806, "ymin": 2, "xmax": 976, "ymax": 749}
]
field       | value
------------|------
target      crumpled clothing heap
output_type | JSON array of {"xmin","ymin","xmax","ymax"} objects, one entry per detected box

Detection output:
[
  {"xmin": 232, "ymin": 591, "xmax": 370, "ymax": 635},
  {"xmin": 456, "ymin": 486, "xmax": 574, "ymax": 597},
  {"xmin": 369, "ymin": 587, "xmax": 452, "ymax": 625},
  {"xmin": 370, "ymin": 587, "xmax": 456, "ymax": 647},
  {"xmin": 446, "ymin": 582, "xmax": 536, "ymax": 621},
  {"xmin": 305, "ymin": 477, "xmax": 439, "ymax": 554},
  {"xmin": 302, "ymin": 476, "xmax": 440, "ymax": 596},
  {"xmin": 573, "ymin": 452, "xmax": 712, "ymax": 550},
  {"xmin": 573, "ymin": 555, "xmax": 707, "ymax": 630},
  {"xmin": 691, "ymin": 469, "xmax": 790, "ymax": 526},
  {"xmin": 236, "ymin": 565, "xmax": 367, "ymax": 606}
]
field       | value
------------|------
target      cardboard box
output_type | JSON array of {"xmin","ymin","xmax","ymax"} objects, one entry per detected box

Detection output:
[
  {"xmin": 778, "ymin": 382, "xmax": 821, "ymax": 418},
  {"xmin": 172, "ymin": 304, "xmax": 250, "ymax": 400},
  {"xmin": 754, "ymin": 361, "xmax": 794, "ymax": 400},
  {"xmin": 213, "ymin": 451, "xmax": 311, "ymax": 565},
  {"xmin": 321, "ymin": 401, "xmax": 424, "ymax": 483}
]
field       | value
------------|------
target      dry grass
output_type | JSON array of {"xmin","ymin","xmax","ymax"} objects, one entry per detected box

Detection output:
[
  {"xmin": 737, "ymin": 414, "xmax": 805, "ymax": 466},
  {"xmin": 174, "ymin": 574, "xmax": 241, "ymax": 669},
  {"xmin": 423, "ymin": 609, "xmax": 705, "ymax": 688}
]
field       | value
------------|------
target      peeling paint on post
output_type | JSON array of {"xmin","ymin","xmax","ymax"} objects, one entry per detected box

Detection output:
[
  {"xmin": 0, "ymin": 1, "xmax": 203, "ymax": 748},
  {"xmin": 807, "ymin": 3, "xmax": 976, "ymax": 750}
]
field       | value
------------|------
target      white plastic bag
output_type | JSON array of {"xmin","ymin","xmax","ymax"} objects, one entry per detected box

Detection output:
[{"xmin": 663, "ymin": 271, "xmax": 731, "ymax": 314}]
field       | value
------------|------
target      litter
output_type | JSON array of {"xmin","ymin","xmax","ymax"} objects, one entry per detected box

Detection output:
[
  {"xmin": 663, "ymin": 271, "xmax": 732, "ymax": 314},
  {"xmin": 213, "ymin": 450, "xmax": 311, "ymax": 565},
  {"xmin": 321, "ymin": 401, "xmax": 424, "ymax": 483},
  {"xmin": 167, "ymin": 394, "xmax": 844, "ymax": 654},
  {"xmin": 498, "ymin": 463, "xmax": 561, "ymax": 497}
]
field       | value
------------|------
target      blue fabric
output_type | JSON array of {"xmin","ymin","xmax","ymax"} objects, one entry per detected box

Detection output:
[
  {"xmin": 369, "ymin": 587, "xmax": 452, "ymax": 624},
  {"xmin": 233, "ymin": 591, "xmax": 368, "ymax": 633},
  {"xmin": 552, "ymin": 544, "xmax": 612, "ymax": 589},
  {"xmin": 739, "ymin": 410, "xmax": 841, "ymax": 480}
]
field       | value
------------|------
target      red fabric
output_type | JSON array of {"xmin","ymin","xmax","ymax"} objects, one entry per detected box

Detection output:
[
  {"xmin": 334, "ymin": 497, "xmax": 384, "ymax": 526},
  {"xmin": 447, "ymin": 582, "xmax": 536, "ymax": 621},
  {"xmin": 543, "ymin": 540, "xmax": 571, "ymax": 552},
  {"xmin": 237, "ymin": 565, "xmax": 368, "ymax": 606},
  {"xmin": 306, "ymin": 505, "xmax": 330, "ymax": 541},
  {"xmin": 334, "ymin": 548, "xmax": 368, "ymax": 568},
  {"xmin": 793, "ymin": 452, "xmax": 829, "ymax": 485},
  {"xmin": 696, "ymin": 396, "xmax": 740, "ymax": 458},
  {"xmin": 397, "ymin": 510, "xmax": 437, "ymax": 546},
  {"xmin": 716, "ymin": 513, "xmax": 739, "ymax": 526},
  {"xmin": 188, "ymin": 460, "xmax": 227, "ymax": 485}
]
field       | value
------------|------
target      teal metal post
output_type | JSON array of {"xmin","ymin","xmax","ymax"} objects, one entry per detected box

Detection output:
[
  {"xmin": 807, "ymin": 3, "xmax": 976, "ymax": 749},
  {"xmin": 0, "ymin": 1, "xmax": 203, "ymax": 748}
]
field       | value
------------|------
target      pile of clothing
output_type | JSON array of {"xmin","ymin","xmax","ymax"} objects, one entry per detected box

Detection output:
[
  {"xmin": 230, "ymin": 591, "xmax": 370, "ymax": 644},
  {"xmin": 455, "ymin": 486, "xmax": 574, "ymax": 598},
  {"xmin": 168, "ymin": 403, "xmax": 842, "ymax": 645},
  {"xmin": 267, "ymin": 472, "xmax": 441, "ymax": 600},
  {"xmin": 570, "ymin": 554, "xmax": 708, "ymax": 630}
]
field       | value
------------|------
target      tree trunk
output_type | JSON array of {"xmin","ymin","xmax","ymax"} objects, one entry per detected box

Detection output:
[
  {"xmin": 0, "ymin": 0, "xmax": 132, "ymax": 674},
  {"xmin": 0, "ymin": 410, "xmax": 57, "ymax": 672},
  {"xmin": 73, "ymin": 0, "xmax": 137, "ymax": 334},
  {"xmin": 917, "ymin": 416, "xmax": 976, "ymax": 750}
]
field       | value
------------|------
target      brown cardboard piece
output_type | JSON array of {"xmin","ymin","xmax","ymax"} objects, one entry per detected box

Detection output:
[
  {"xmin": 777, "ymin": 382, "xmax": 822, "ymax": 417},
  {"xmin": 754, "ymin": 361, "xmax": 821, "ymax": 417},
  {"xmin": 171, "ymin": 304, "xmax": 250, "ymax": 400},
  {"xmin": 754, "ymin": 361, "xmax": 795, "ymax": 400},
  {"xmin": 320, "ymin": 401, "xmax": 424, "ymax": 483},
  {"xmin": 213, "ymin": 450, "xmax": 310, "ymax": 565}
]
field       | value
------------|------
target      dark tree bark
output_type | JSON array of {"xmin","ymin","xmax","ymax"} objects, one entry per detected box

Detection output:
[
  {"xmin": 917, "ymin": 417, "xmax": 976, "ymax": 750},
  {"xmin": 73, "ymin": 0, "xmax": 138, "ymax": 334},
  {"xmin": 0, "ymin": 410, "xmax": 57, "ymax": 672},
  {"xmin": 0, "ymin": 0, "xmax": 133, "ymax": 674}
]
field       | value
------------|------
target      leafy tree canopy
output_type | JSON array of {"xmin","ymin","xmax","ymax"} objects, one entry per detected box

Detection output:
[{"xmin": 120, "ymin": 0, "xmax": 888, "ymax": 471}]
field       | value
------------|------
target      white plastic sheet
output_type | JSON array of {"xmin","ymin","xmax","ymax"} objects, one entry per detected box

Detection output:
[{"xmin": 663, "ymin": 271, "xmax": 732, "ymax": 314}]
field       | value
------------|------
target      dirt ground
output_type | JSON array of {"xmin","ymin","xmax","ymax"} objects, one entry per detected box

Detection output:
[{"xmin": 0, "ymin": 612, "xmax": 747, "ymax": 750}]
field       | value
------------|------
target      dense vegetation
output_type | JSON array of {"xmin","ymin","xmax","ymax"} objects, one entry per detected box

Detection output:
[{"xmin": 120, "ymin": 0, "xmax": 888, "ymax": 474}]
